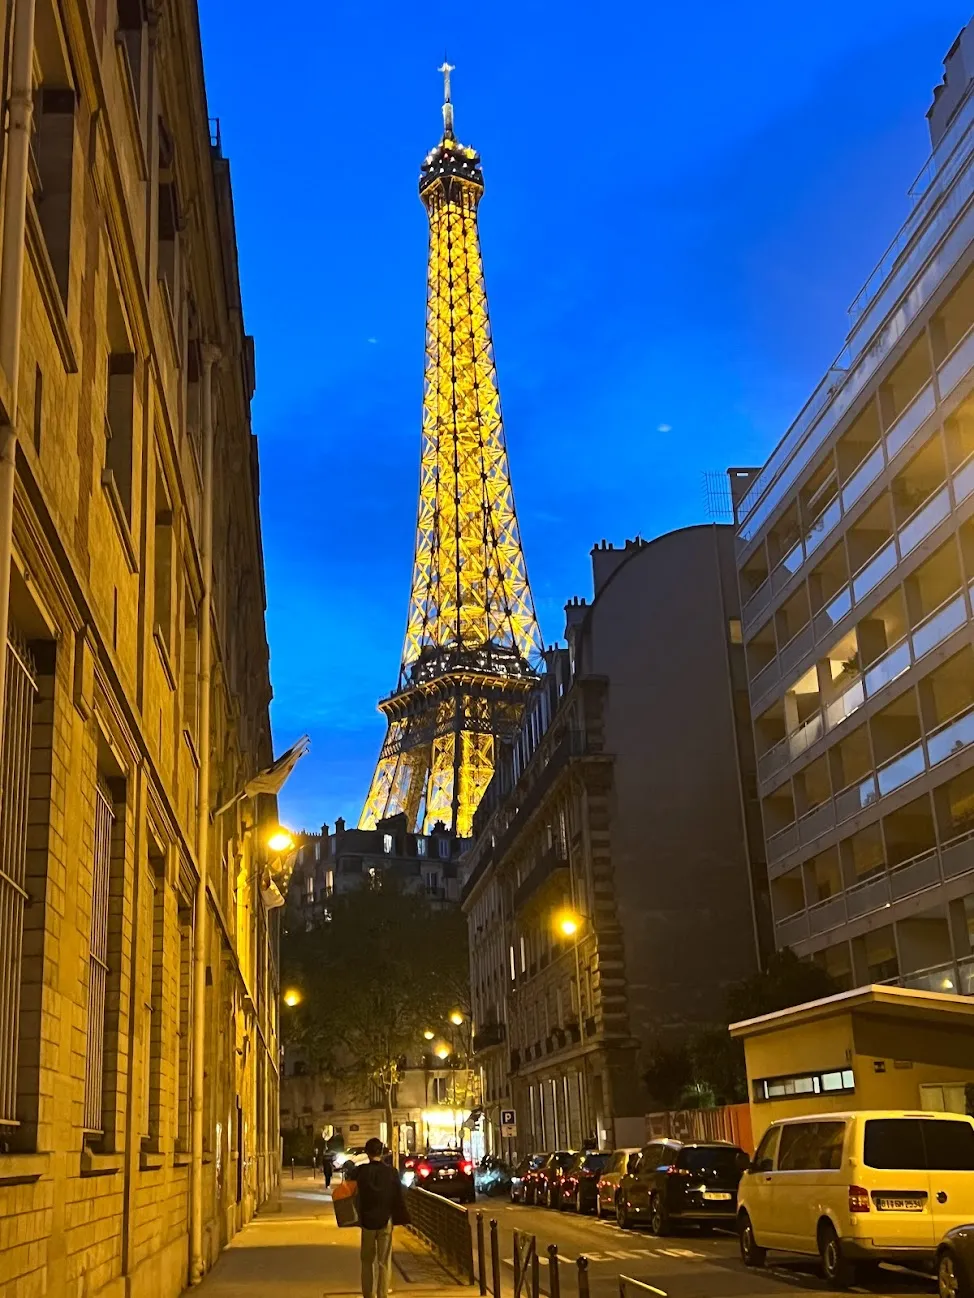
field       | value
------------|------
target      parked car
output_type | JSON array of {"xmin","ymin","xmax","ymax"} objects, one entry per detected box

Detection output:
[
  {"xmin": 559, "ymin": 1151, "xmax": 610, "ymax": 1213},
  {"xmin": 938, "ymin": 1224, "xmax": 974, "ymax": 1298},
  {"xmin": 596, "ymin": 1149, "xmax": 641, "ymax": 1218},
  {"xmin": 536, "ymin": 1151, "xmax": 578, "ymax": 1208},
  {"xmin": 475, "ymin": 1156, "xmax": 512, "ymax": 1197},
  {"xmin": 409, "ymin": 1149, "xmax": 476, "ymax": 1203},
  {"xmin": 338, "ymin": 1146, "xmax": 369, "ymax": 1174},
  {"xmin": 618, "ymin": 1139, "xmax": 748, "ymax": 1233},
  {"xmin": 737, "ymin": 1110, "xmax": 974, "ymax": 1288},
  {"xmin": 511, "ymin": 1153, "xmax": 547, "ymax": 1203}
]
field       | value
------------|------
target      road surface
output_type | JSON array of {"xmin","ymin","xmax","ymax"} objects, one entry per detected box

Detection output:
[{"xmin": 468, "ymin": 1196, "xmax": 937, "ymax": 1298}]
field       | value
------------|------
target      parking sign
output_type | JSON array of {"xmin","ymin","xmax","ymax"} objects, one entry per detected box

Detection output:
[{"xmin": 500, "ymin": 1109, "xmax": 516, "ymax": 1139}]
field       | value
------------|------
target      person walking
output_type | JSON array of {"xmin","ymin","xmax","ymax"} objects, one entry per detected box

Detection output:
[{"xmin": 346, "ymin": 1137, "xmax": 409, "ymax": 1298}]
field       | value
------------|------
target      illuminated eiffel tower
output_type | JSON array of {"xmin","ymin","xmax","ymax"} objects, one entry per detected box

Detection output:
[{"xmin": 361, "ymin": 64, "xmax": 543, "ymax": 838}]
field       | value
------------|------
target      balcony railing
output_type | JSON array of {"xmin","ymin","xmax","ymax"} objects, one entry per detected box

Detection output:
[
  {"xmin": 774, "ymin": 831, "xmax": 974, "ymax": 944},
  {"xmin": 473, "ymin": 1022, "xmax": 506, "ymax": 1053},
  {"xmin": 513, "ymin": 847, "xmax": 569, "ymax": 912}
]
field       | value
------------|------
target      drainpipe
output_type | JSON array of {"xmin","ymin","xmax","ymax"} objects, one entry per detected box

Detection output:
[
  {"xmin": 0, "ymin": 0, "xmax": 36, "ymax": 781},
  {"xmin": 190, "ymin": 344, "xmax": 219, "ymax": 1284}
]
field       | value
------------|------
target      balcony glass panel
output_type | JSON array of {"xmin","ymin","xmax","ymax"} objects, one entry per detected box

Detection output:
[
  {"xmin": 826, "ymin": 678, "xmax": 864, "ymax": 731},
  {"xmin": 884, "ymin": 382, "xmax": 936, "ymax": 460},
  {"xmin": 845, "ymin": 872, "xmax": 890, "ymax": 918},
  {"xmin": 841, "ymin": 444, "xmax": 885, "ymax": 512},
  {"xmin": 927, "ymin": 705, "xmax": 974, "ymax": 768},
  {"xmin": 852, "ymin": 540, "xmax": 897, "ymax": 602},
  {"xmin": 807, "ymin": 895, "xmax": 846, "ymax": 936},
  {"xmin": 959, "ymin": 955, "xmax": 974, "ymax": 996},
  {"xmin": 743, "ymin": 578, "xmax": 772, "ymax": 628},
  {"xmin": 938, "ymin": 322, "xmax": 974, "ymax": 400},
  {"xmin": 897, "ymin": 485, "xmax": 950, "ymax": 559},
  {"xmin": 814, "ymin": 586, "xmax": 852, "ymax": 641},
  {"xmin": 805, "ymin": 497, "xmax": 842, "ymax": 558},
  {"xmin": 877, "ymin": 742, "xmax": 925, "ymax": 796},
  {"xmin": 775, "ymin": 911, "xmax": 810, "ymax": 946},
  {"xmin": 758, "ymin": 737, "xmax": 789, "ymax": 783},
  {"xmin": 888, "ymin": 848, "xmax": 941, "ymax": 901},
  {"xmin": 789, "ymin": 711, "xmax": 823, "ymax": 761},
  {"xmin": 941, "ymin": 829, "xmax": 974, "ymax": 880},
  {"xmin": 863, "ymin": 640, "xmax": 911, "ymax": 699},
  {"xmin": 912, "ymin": 591, "xmax": 967, "ymax": 661},
  {"xmin": 953, "ymin": 451, "xmax": 974, "ymax": 507},
  {"xmin": 750, "ymin": 657, "xmax": 779, "ymax": 700},
  {"xmin": 767, "ymin": 822, "xmax": 799, "ymax": 863},
  {"xmin": 772, "ymin": 540, "xmax": 805, "ymax": 592},
  {"xmin": 780, "ymin": 624, "xmax": 815, "ymax": 678},
  {"xmin": 798, "ymin": 801, "xmax": 835, "ymax": 844},
  {"xmin": 835, "ymin": 774, "xmax": 879, "ymax": 822},
  {"xmin": 901, "ymin": 962, "xmax": 959, "ymax": 994}
]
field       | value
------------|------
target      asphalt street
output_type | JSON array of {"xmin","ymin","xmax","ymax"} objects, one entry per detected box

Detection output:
[{"xmin": 468, "ymin": 1197, "xmax": 939, "ymax": 1298}]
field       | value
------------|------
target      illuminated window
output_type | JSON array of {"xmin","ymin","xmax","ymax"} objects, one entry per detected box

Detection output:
[
  {"xmin": 383, "ymin": 834, "xmax": 393, "ymax": 854},
  {"xmin": 305, "ymin": 874, "xmax": 314, "ymax": 903},
  {"xmin": 754, "ymin": 1068, "xmax": 855, "ymax": 1102},
  {"xmin": 438, "ymin": 838, "xmax": 450, "ymax": 860},
  {"xmin": 417, "ymin": 836, "xmax": 428, "ymax": 857},
  {"xmin": 729, "ymin": 619, "xmax": 743, "ymax": 644}
]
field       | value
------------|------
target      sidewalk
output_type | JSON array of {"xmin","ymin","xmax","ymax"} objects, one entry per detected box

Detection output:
[{"xmin": 186, "ymin": 1172, "xmax": 466, "ymax": 1298}]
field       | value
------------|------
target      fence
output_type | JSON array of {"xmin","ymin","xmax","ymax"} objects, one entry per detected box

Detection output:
[
  {"xmin": 644, "ymin": 1102, "xmax": 754, "ymax": 1153},
  {"xmin": 405, "ymin": 1185, "xmax": 475, "ymax": 1282},
  {"xmin": 475, "ymin": 1219, "xmax": 591, "ymax": 1298}
]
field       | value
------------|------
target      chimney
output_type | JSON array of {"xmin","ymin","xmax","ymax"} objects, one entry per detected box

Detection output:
[
  {"xmin": 563, "ymin": 594, "xmax": 588, "ymax": 639},
  {"xmin": 927, "ymin": 22, "xmax": 974, "ymax": 150},
  {"xmin": 335, "ymin": 816, "xmax": 346, "ymax": 834},
  {"xmin": 590, "ymin": 536, "xmax": 646, "ymax": 596}
]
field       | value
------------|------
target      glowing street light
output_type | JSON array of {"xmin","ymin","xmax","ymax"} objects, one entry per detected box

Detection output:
[
  {"xmin": 267, "ymin": 828, "xmax": 295, "ymax": 855},
  {"xmin": 434, "ymin": 1043, "xmax": 450, "ymax": 1061},
  {"xmin": 449, "ymin": 1011, "xmax": 464, "ymax": 1026},
  {"xmin": 283, "ymin": 989, "xmax": 302, "ymax": 1008},
  {"xmin": 556, "ymin": 909, "xmax": 582, "ymax": 938},
  {"xmin": 423, "ymin": 1030, "xmax": 435, "ymax": 1041}
]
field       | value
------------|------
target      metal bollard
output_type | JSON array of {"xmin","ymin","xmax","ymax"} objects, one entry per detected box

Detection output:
[
  {"xmin": 531, "ymin": 1249, "xmax": 540, "ymax": 1298},
  {"xmin": 290, "ymin": 1158, "xmax": 295, "ymax": 1180},
  {"xmin": 477, "ymin": 1213, "xmax": 487, "ymax": 1295},
  {"xmin": 576, "ymin": 1256, "xmax": 590, "ymax": 1298},
  {"xmin": 490, "ymin": 1219, "xmax": 502, "ymax": 1298},
  {"xmin": 547, "ymin": 1244, "xmax": 561, "ymax": 1298}
]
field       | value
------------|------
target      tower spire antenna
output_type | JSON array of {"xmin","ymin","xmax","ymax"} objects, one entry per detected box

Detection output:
[{"xmin": 438, "ymin": 58, "xmax": 456, "ymax": 139}]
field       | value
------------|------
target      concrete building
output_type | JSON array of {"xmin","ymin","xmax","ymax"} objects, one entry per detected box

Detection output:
[
  {"xmin": 284, "ymin": 814, "xmax": 468, "ymax": 932},
  {"xmin": 736, "ymin": 23, "xmax": 974, "ymax": 998},
  {"xmin": 0, "ymin": 0, "xmax": 281, "ymax": 1294},
  {"xmin": 463, "ymin": 527, "xmax": 767, "ymax": 1157}
]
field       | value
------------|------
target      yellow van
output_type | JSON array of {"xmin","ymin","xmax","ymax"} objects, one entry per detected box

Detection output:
[{"xmin": 736, "ymin": 1110, "xmax": 974, "ymax": 1288}]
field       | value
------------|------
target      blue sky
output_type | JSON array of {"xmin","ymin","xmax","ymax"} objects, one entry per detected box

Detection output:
[{"xmin": 198, "ymin": 0, "xmax": 971, "ymax": 833}]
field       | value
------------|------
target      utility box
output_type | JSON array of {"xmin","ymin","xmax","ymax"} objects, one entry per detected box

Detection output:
[{"xmin": 730, "ymin": 984, "xmax": 974, "ymax": 1144}]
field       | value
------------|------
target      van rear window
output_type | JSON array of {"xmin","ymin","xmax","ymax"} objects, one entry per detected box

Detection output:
[{"xmin": 864, "ymin": 1119, "xmax": 974, "ymax": 1170}]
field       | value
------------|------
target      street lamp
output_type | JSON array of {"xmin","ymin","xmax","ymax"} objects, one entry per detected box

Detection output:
[
  {"xmin": 423, "ymin": 1030, "xmax": 435, "ymax": 1041},
  {"xmin": 267, "ymin": 828, "xmax": 296, "ymax": 855},
  {"xmin": 449, "ymin": 1010, "xmax": 464, "ymax": 1027},
  {"xmin": 434, "ymin": 1042, "xmax": 450, "ymax": 1061},
  {"xmin": 283, "ymin": 989, "xmax": 302, "ymax": 1008}
]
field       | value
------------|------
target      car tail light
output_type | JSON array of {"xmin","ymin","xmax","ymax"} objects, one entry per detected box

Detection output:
[
  {"xmin": 664, "ymin": 1166, "xmax": 690, "ymax": 1176},
  {"xmin": 417, "ymin": 1163, "xmax": 432, "ymax": 1179},
  {"xmin": 461, "ymin": 1160, "xmax": 473, "ymax": 1175},
  {"xmin": 849, "ymin": 1185, "xmax": 870, "ymax": 1213}
]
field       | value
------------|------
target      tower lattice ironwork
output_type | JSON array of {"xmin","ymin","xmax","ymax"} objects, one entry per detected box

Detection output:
[{"xmin": 361, "ymin": 65, "xmax": 543, "ymax": 838}]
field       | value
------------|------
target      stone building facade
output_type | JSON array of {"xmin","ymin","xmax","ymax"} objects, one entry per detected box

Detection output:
[
  {"xmin": 0, "ymin": 0, "xmax": 280, "ymax": 1295},
  {"xmin": 463, "ymin": 527, "xmax": 768, "ymax": 1157}
]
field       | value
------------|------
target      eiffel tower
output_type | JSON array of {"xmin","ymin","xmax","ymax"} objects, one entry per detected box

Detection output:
[{"xmin": 361, "ymin": 65, "xmax": 543, "ymax": 838}]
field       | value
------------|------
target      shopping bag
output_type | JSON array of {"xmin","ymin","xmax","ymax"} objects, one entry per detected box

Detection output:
[{"xmin": 332, "ymin": 1178, "xmax": 360, "ymax": 1228}]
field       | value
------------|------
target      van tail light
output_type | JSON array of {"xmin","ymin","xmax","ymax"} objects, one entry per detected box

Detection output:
[
  {"xmin": 664, "ymin": 1166, "xmax": 690, "ymax": 1177},
  {"xmin": 461, "ymin": 1161, "xmax": 473, "ymax": 1175},
  {"xmin": 849, "ymin": 1185, "xmax": 870, "ymax": 1213},
  {"xmin": 417, "ymin": 1163, "xmax": 432, "ymax": 1179}
]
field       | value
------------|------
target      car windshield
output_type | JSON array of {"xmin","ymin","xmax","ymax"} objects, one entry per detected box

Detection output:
[
  {"xmin": 553, "ymin": 1152, "xmax": 575, "ymax": 1169},
  {"xmin": 529, "ymin": 1154, "xmax": 547, "ymax": 1169},
  {"xmin": 864, "ymin": 1119, "xmax": 974, "ymax": 1170},
  {"xmin": 582, "ymin": 1153, "xmax": 608, "ymax": 1173},
  {"xmin": 677, "ymin": 1147, "xmax": 745, "ymax": 1177}
]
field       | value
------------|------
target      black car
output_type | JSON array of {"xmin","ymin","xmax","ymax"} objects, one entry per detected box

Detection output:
[
  {"xmin": 617, "ymin": 1139, "xmax": 748, "ymax": 1233},
  {"xmin": 939, "ymin": 1225, "xmax": 974, "ymax": 1298},
  {"xmin": 410, "ymin": 1150, "xmax": 476, "ymax": 1203},
  {"xmin": 535, "ymin": 1151, "xmax": 578, "ymax": 1208},
  {"xmin": 510, "ymin": 1153, "xmax": 548, "ymax": 1203},
  {"xmin": 559, "ymin": 1151, "xmax": 610, "ymax": 1213}
]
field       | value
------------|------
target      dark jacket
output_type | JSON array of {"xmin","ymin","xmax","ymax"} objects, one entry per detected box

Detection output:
[{"xmin": 348, "ymin": 1160, "xmax": 410, "ymax": 1231}]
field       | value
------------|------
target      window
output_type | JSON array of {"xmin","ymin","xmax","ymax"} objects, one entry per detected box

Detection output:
[
  {"xmin": 0, "ymin": 630, "xmax": 38, "ymax": 1127},
  {"xmin": 32, "ymin": 86, "xmax": 76, "ymax": 304},
  {"xmin": 176, "ymin": 903, "xmax": 192, "ymax": 1150},
  {"xmin": 185, "ymin": 336, "xmax": 202, "ymax": 463},
  {"xmin": 182, "ymin": 586, "xmax": 199, "ymax": 741},
  {"xmin": 32, "ymin": 366, "xmax": 43, "ymax": 452},
  {"xmin": 325, "ymin": 870, "xmax": 334, "ymax": 896},
  {"xmin": 438, "ymin": 837, "xmax": 450, "ymax": 860},
  {"xmin": 305, "ymin": 874, "xmax": 314, "ymax": 903},
  {"xmin": 864, "ymin": 1118, "xmax": 974, "ymax": 1170},
  {"xmin": 432, "ymin": 1077, "xmax": 449, "ymax": 1104},
  {"xmin": 425, "ymin": 870, "xmax": 440, "ymax": 897},
  {"xmin": 383, "ymin": 833, "xmax": 393, "ymax": 854},
  {"xmin": 143, "ymin": 843, "xmax": 166, "ymax": 1145},
  {"xmin": 157, "ymin": 124, "xmax": 180, "ymax": 317},
  {"xmin": 104, "ymin": 270, "xmax": 136, "ymax": 523},
  {"xmin": 116, "ymin": 0, "xmax": 146, "ymax": 120},
  {"xmin": 754, "ymin": 1068, "xmax": 854, "ymax": 1101},
  {"xmin": 416, "ymin": 836, "xmax": 428, "ymax": 857},
  {"xmin": 752, "ymin": 1124, "xmax": 781, "ymax": 1173},
  {"xmin": 153, "ymin": 460, "xmax": 174, "ymax": 653},
  {"xmin": 84, "ymin": 778, "xmax": 116, "ymax": 1135},
  {"xmin": 729, "ymin": 618, "xmax": 743, "ymax": 644},
  {"xmin": 677, "ymin": 1146, "xmax": 748, "ymax": 1176},
  {"xmin": 314, "ymin": 841, "xmax": 321, "ymax": 861},
  {"xmin": 777, "ymin": 1121, "xmax": 846, "ymax": 1171}
]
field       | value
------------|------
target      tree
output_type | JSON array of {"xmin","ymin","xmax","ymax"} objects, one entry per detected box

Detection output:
[
  {"xmin": 725, "ymin": 948, "xmax": 840, "ymax": 1024},
  {"xmin": 281, "ymin": 879, "xmax": 471, "ymax": 1157}
]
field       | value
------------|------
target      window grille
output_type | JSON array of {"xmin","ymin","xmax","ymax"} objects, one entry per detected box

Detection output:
[
  {"xmin": 84, "ymin": 778, "xmax": 115, "ymax": 1134},
  {"xmin": 0, "ymin": 631, "xmax": 37, "ymax": 1125}
]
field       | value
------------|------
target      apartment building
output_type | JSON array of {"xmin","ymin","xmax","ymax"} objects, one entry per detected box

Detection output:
[
  {"xmin": 463, "ymin": 527, "xmax": 766, "ymax": 1156},
  {"xmin": 0, "ymin": 0, "xmax": 281, "ymax": 1295},
  {"xmin": 737, "ymin": 24, "xmax": 974, "ymax": 997},
  {"xmin": 284, "ymin": 814, "xmax": 468, "ymax": 931}
]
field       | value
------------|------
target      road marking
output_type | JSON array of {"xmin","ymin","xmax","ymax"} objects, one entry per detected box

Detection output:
[
  {"xmin": 656, "ymin": 1248, "xmax": 704, "ymax": 1259},
  {"xmin": 619, "ymin": 1277, "xmax": 667, "ymax": 1297}
]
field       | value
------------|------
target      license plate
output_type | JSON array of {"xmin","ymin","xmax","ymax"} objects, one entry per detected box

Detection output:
[
  {"xmin": 438, "ymin": 1170, "xmax": 456, "ymax": 1179},
  {"xmin": 875, "ymin": 1197, "xmax": 924, "ymax": 1212},
  {"xmin": 703, "ymin": 1192, "xmax": 732, "ymax": 1201}
]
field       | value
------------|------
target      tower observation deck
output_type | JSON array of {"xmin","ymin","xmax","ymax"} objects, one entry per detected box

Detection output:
[{"xmin": 360, "ymin": 65, "xmax": 543, "ymax": 837}]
